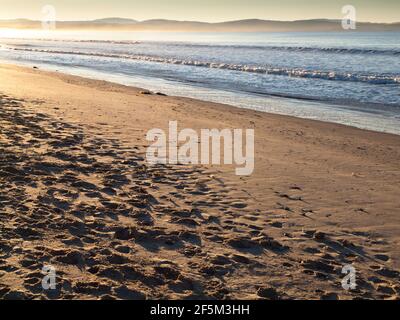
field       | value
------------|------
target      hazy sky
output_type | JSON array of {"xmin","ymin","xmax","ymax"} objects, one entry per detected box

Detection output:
[{"xmin": 0, "ymin": 0, "xmax": 399, "ymax": 23}]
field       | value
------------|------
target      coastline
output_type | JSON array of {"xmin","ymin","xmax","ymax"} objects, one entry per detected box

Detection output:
[
  {"xmin": 1, "ymin": 63, "xmax": 400, "ymax": 299},
  {"xmin": 0, "ymin": 56, "xmax": 399, "ymax": 135}
]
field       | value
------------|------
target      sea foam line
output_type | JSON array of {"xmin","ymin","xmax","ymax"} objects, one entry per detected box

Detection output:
[{"xmin": 6, "ymin": 46, "xmax": 400, "ymax": 85}]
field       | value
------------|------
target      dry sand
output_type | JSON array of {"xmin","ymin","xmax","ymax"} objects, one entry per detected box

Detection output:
[{"xmin": 0, "ymin": 63, "xmax": 399, "ymax": 300}]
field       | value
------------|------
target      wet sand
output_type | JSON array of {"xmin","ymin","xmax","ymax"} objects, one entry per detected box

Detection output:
[{"xmin": 1, "ymin": 63, "xmax": 400, "ymax": 300}]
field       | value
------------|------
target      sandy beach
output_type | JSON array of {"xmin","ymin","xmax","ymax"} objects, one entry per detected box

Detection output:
[{"xmin": 1, "ymin": 63, "xmax": 400, "ymax": 300}]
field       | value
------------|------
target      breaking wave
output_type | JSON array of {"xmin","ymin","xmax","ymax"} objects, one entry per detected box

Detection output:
[
  {"xmin": 6, "ymin": 45, "xmax": 400, "ymax": 85},
  {"xmin": 4, "ymin": 38, "xmax": 400, "ymax": 56}
]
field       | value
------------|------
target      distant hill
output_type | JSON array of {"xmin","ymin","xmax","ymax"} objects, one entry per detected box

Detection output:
[
  {"xmin": 91, "ymin": 18, "xmax": 138, "ymax": 24},
  {"xmin": 0, "ymin": 18, "xmax": 399, "ymax": 32}
]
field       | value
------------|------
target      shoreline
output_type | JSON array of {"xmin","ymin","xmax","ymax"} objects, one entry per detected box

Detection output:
[
  {"xmin": 1, "ymin": 60, "xmax": 399, "ymax": 136},
  {"xmin": 1, "ymin": 63, "xmax": 400, "ymax": 299}
]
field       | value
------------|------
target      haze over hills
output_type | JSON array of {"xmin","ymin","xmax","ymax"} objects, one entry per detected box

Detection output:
[
  {"xmin": 91, "ymin": 18, "xmax": 138, "ymax": 24},
  {"xmin": 0, "ymin": 18, "xmax": 399, "ymax": 32}
]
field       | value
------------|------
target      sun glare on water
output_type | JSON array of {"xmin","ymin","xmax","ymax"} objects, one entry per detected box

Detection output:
[{"xmin": 0, "ymin": 28, "xmax": 62, "ymax": 39}]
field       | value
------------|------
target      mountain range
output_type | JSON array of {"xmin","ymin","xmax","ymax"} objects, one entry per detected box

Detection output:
[{"xmin": 1, "ymin": 18, "xmax": 399, "ymax": 32}]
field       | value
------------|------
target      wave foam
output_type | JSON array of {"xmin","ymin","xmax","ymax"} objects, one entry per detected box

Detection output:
[{"xmin": 6, "ymin": 46, "xmax": 400, "ymax": 85}]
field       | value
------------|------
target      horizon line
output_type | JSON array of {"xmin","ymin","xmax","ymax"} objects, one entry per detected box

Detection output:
[{"xmin": 1, "ymin": 17, "xmax": 400, "ymax": 25}]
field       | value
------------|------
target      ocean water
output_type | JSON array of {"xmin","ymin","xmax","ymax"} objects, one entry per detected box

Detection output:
[{"xmin": 0, "ymin": 30, "xmax": 399, "ymax": 134}]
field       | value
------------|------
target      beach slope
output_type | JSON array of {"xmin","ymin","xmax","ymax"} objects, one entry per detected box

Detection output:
[{"xmin": 1, "ymin": 64, "xmax": 400, "ymax": 300}]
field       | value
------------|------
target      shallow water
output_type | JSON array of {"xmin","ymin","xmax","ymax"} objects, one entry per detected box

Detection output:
[{"xmin": 1, "ymin": 30, "xmax": 399, "ymax": 134}]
